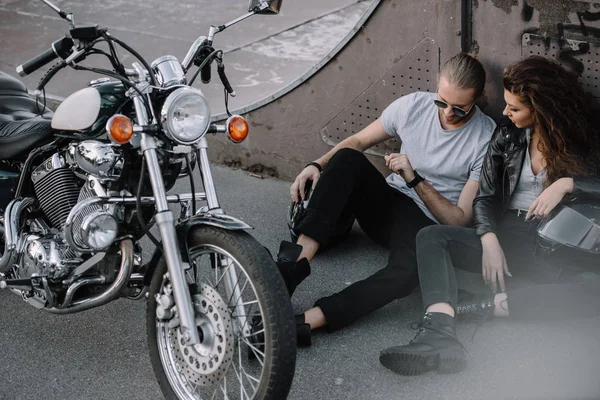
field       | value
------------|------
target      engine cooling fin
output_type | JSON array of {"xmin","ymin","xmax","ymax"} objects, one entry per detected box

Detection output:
[{"xmin": 33, "ymin": 167, "xmax": 80, "ymax": 230}]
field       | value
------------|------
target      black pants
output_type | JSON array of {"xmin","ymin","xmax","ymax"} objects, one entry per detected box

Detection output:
[
  {"xmin": 296, "ymin": 148, "xmax": 435, "ymax": 331},
  {"xmin": 417, "ymin": 211, "xmax": 600, "ymax": 320}
]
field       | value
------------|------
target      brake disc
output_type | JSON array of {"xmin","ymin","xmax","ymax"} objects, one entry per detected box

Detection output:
[{"xmin": 169, "ymin": 283, "xmax": 235, "ymax": 387}]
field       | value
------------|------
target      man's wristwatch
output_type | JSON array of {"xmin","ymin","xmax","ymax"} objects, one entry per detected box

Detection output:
[
  {"xmin": 406, "ymin": 170, "xmax": 425, "ymax": 189},
  {"xmin": 305, "ymin": 161, "xmax": 322, "ymax": 173}
]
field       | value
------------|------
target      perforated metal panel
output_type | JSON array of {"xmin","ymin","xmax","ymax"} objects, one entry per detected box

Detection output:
[
  {"xmin": 320, "ymin": 38, "xmax": 440, "ymax": 156},
  {"xmin": 522, "ymin": 33, "xmax": 600, "ymax": 99}
]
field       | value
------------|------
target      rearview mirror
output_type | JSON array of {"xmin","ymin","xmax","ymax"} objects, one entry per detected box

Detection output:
[{"xmin": 248, "ymin": 0, "xmax": 282, "ymax": 14}]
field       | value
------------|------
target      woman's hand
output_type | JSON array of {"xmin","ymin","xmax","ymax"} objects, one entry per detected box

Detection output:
[
  {"xmin": 481, "ymin": 232, "xmax": 512, "ymax": 293},
  {"xmin": 290, "ymin": 164, "xmax": 321, "ymax": 203},
  {"xmin": 526, "ymin": 177, "xmax": 574, "ymax": 220}
]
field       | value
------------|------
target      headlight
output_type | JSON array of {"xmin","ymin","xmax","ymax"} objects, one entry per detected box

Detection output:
[
  {"xmin": 161, "ymin": 87, "xmax": 211, "ymax": 144},
  {"xmin": 81, "ymin": 210, "xmax": 119, "ymax": 250}
]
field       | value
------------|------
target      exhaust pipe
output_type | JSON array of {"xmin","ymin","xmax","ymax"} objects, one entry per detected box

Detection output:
[
  {"xmin": 47, "ymin": 239, "xmax": 134, "ymax": 314},
  {"xmin": 0, "ymin": 198, "xmax": 35, "ymax": 273}
]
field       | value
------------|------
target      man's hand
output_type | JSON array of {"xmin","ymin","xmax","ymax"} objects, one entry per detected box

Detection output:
[
  {"xmin": 384, "ymin": 153, "xmax": 415, "ymax": 182},
  {"xmin": 481, "ymin": 232, "xmax": 512, "ymax": 293},
  {"xmin": 290, "ymin": 164, "xmax": 321, "ymax": 203},
  {"xmin": 526, "ymin": 177, "xmax": 574, "ymax": 220}
]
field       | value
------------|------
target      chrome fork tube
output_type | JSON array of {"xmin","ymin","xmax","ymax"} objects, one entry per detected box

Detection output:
[
  {"xmin": 134, "ymin": 96, "xmax": 200, "ymax": 346},
  {"xmin": 195, "ymin": 139, "xmax": 248, "ymax": 334},
  {"xmin": 196, "ymin": 137, "xmax": 220, "ymax": 212}
]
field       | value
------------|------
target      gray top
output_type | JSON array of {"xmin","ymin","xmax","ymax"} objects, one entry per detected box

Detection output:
[
  {"xmin": 508, "ymin": 128, "xmax": 546, "ymax": 211},
  {"xmin": 381, "ymin": 92, "xmax": 496, "ymax": 222}
]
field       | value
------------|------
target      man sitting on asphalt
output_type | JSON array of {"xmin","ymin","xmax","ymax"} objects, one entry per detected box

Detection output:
[{"xmin": 275, "ymin": 53, "xmax": 497, "ymax": 346}]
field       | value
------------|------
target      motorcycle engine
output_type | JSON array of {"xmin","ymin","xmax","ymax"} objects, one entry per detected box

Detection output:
[
  {"xmin": 31, "ymin": 153, "xmax": 81, "ymax": 230},
  {"xmin": 31, "ymin": 151, "xmax": 109, "ymax": 246},
  {"xmin": 10, "ymin": 148, "xmax": 116, "ymax": 287},
  {"xmin": 20, "ymin": 234, "xmax": 71, "ymax": 279}
]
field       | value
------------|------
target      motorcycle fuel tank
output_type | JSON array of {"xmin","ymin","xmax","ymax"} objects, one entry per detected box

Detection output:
[{"xmin": 51, "ymin": 87, "xmax": 101, "ymax": 131}]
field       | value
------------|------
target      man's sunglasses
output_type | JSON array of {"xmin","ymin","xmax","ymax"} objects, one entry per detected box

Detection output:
[{"xmin": 433, "ymin": 99, "xmax": 475, "ymax": 118}]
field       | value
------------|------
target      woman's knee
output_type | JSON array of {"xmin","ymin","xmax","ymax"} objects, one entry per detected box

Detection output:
[{"xmin": 416, "ymin": 225, "xmax": 454, "ymax": 248}]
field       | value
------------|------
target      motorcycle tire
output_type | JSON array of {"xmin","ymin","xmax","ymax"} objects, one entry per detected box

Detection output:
[{"xmin": 147, "ymin": 225, "xmax": 296, "ymax": 400}]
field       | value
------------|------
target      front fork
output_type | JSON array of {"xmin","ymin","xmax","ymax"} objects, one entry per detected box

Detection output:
[
  {"xmin": 195, "ymin": 137, "xmax": 249, "ymax": 336},
  {"xmin": 133, "ymin": 93, "xmax": 198, "ymax": 345},
  {"xmin": 134, "ymin": 96, "xmax": 248, "ymax": 344}
]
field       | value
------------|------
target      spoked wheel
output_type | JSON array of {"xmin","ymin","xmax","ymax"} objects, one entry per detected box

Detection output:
[{"xmin": 147, "ymin": 226, "xmax": 296, "ymax": 400}]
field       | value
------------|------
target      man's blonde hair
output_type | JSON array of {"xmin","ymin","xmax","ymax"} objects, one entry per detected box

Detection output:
[{"xmin": 440, "ymin": 53, "xmax": 486, "ymax": 97}]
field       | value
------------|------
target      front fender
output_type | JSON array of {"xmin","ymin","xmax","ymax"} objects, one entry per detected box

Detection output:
[
  {"xmin": 142, "ymin": 213, "xmax": 253, "ymax": 285},
  {"xmin": 179, "ymin": 213, "xmax": 253, "ymax": 236}
]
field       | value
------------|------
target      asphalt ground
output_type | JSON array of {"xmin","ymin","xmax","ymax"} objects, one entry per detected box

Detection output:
[
  {"xmin": 1, "ymin": 165, "xmax": 599, "ymax": 400},
  {"xmin": 1, "ymin": 1, "xmax": 600, "ymax": 399}
]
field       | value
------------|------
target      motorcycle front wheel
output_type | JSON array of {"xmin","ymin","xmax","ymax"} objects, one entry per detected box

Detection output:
[{"xmin": 147, "ymin": 226, "xmax": 296, "ymax": 399}]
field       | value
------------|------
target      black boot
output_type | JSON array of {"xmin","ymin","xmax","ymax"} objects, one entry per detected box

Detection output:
[
  {"xmin": 456, "ymin": 292, "xmax": 495, "ymax": 319},
  {"xmin": 276, "ymin": 240, "xmax": 311, "ymax": 296},
  {"xmin": 379, "ymin": 312, "xmax": 466, "ymax": 375},
  {"xmin": 295, "ymin": 314, "xmax": 312, "ymax": 347}
]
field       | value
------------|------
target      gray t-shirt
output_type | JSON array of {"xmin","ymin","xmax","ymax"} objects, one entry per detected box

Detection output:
[
  {"xmin": 381, "ymin": 92, "xmax": 496, "ymax": 222},
  {"xmin": 508, "ymin": 128, "xmax": 546, "ymax": 211}
]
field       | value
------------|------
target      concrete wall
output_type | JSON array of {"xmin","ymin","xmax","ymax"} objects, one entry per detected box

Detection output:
[
  {"xmin": 211, "ymin": 0, "xmax": 600, "ymax": 181},
  {"xmin": 210, "ymin": 0, "xmax": 462, "ymax": 179}
]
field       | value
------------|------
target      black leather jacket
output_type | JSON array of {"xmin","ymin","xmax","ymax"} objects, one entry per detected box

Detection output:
[{"xmin": 473, "ymin": 119, "xmax": 600, "ymax": 236}]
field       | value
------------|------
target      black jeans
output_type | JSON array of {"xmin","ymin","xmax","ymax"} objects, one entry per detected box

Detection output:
[
  {"xmin": 417, "ymin": 211, "xmax": 600, "ymax": 320},
  {"xmin": 296, "ymin": 148, "xmax": 435, "ymax": 331}
]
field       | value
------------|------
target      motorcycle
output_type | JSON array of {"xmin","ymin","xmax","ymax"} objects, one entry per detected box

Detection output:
[{"xmin": 0, "ymin": 0, "xmax": 295, "ymax": 398}]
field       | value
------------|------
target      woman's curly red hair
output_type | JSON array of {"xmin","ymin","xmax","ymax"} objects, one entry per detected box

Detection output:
[{"xmin": 504, "ymin": 56, "xmax": 600, "ymax": 184}]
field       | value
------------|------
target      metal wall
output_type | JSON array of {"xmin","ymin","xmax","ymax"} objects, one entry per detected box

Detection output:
[
  {"xmin": 211, "ymin": 0, "xmax": 600, "ymax": 181},
  {"xmin": 471, "ymin": 0, "xmax": 600, "ymax": 116}
]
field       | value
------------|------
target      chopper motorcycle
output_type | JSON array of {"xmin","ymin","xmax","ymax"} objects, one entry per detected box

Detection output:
[{"xmin": 0, "ymin": 0, "xmax": 295, "ymax": 399}]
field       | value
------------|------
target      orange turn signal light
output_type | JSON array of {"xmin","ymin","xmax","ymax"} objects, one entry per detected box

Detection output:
[
  {"xmin": 226, "ymin": 115, "xmax": 249, "ymax": 143},
  {"xmin": 106, "ymin": 114, "xmax": 134, "ymax": 144}
]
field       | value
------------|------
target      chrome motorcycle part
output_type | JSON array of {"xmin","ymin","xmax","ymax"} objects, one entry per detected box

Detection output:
[
  {"xmin": 176, "ymin": 283, "xmax": 234, "ymax": 384},
  {"xmin": 32, "ymin": 153, "xmax": 80, "ymax": 230},
  {"xmin": 138, "ymin": 90, "xmax": 201, "ymax": 363},
  {"xmin": 248, "ymin": 0, "xmax": 281, "ymax": 14},
  {"xmin": 68, "ymin": 177, "xmax": 111, "ymax": 251},
  {"xmin": 139, "ymin": 129, "xmax": 201, "ymax": 346},
  {"xmin": 88, "ymin": 77, "xmax": 111, "ymax": 86},
  {"xmin": 151, "ymin": 55, "xmax": 186, "ymax": 88},
  {"xmin": 31, "ymin": 153, "xmax": 66, "ymax": 184},
  {"xmin": 0, "ymin": 197, "xmax": 35, "ymax": 272},
  {"xmin": 208, "ymin": 1, "xmax": 273, "ymax": 43},
  {"xmin": 160, "ymin": 87, "xmax": 211, "ymax": 145},
  {"xmin": 196, "ymin": 137, "xmax": 220, "ymax": 210},
  {"xmin": 47, "ymin": 239, "xmax": 133, "ymax": 314},
  {"xmin": 59, "ymin": 276, "xmax": 106, "ymax": 308},
  {"xmin": 22, "ymin": 236, "xmax": 69, "ymax": 279},
  {"xmin": 182, "ymin": 36, "xmax": 207, "ymax": 72},
  {"xmin": 28, "ymin": 218, "xmax": 52, "ymax": 236},
  {"xmin": 67, "ymin": 140, "xmax": 124, "ymax": 181},
  {"xmin": 80, "ymin": 210, "xmax": 118, "ymax": 250}
]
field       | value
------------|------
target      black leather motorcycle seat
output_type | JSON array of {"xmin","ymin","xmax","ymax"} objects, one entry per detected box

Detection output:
[{"xmin": 0, "ymin": 71, "xmax": 55, "ymax": 159}]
